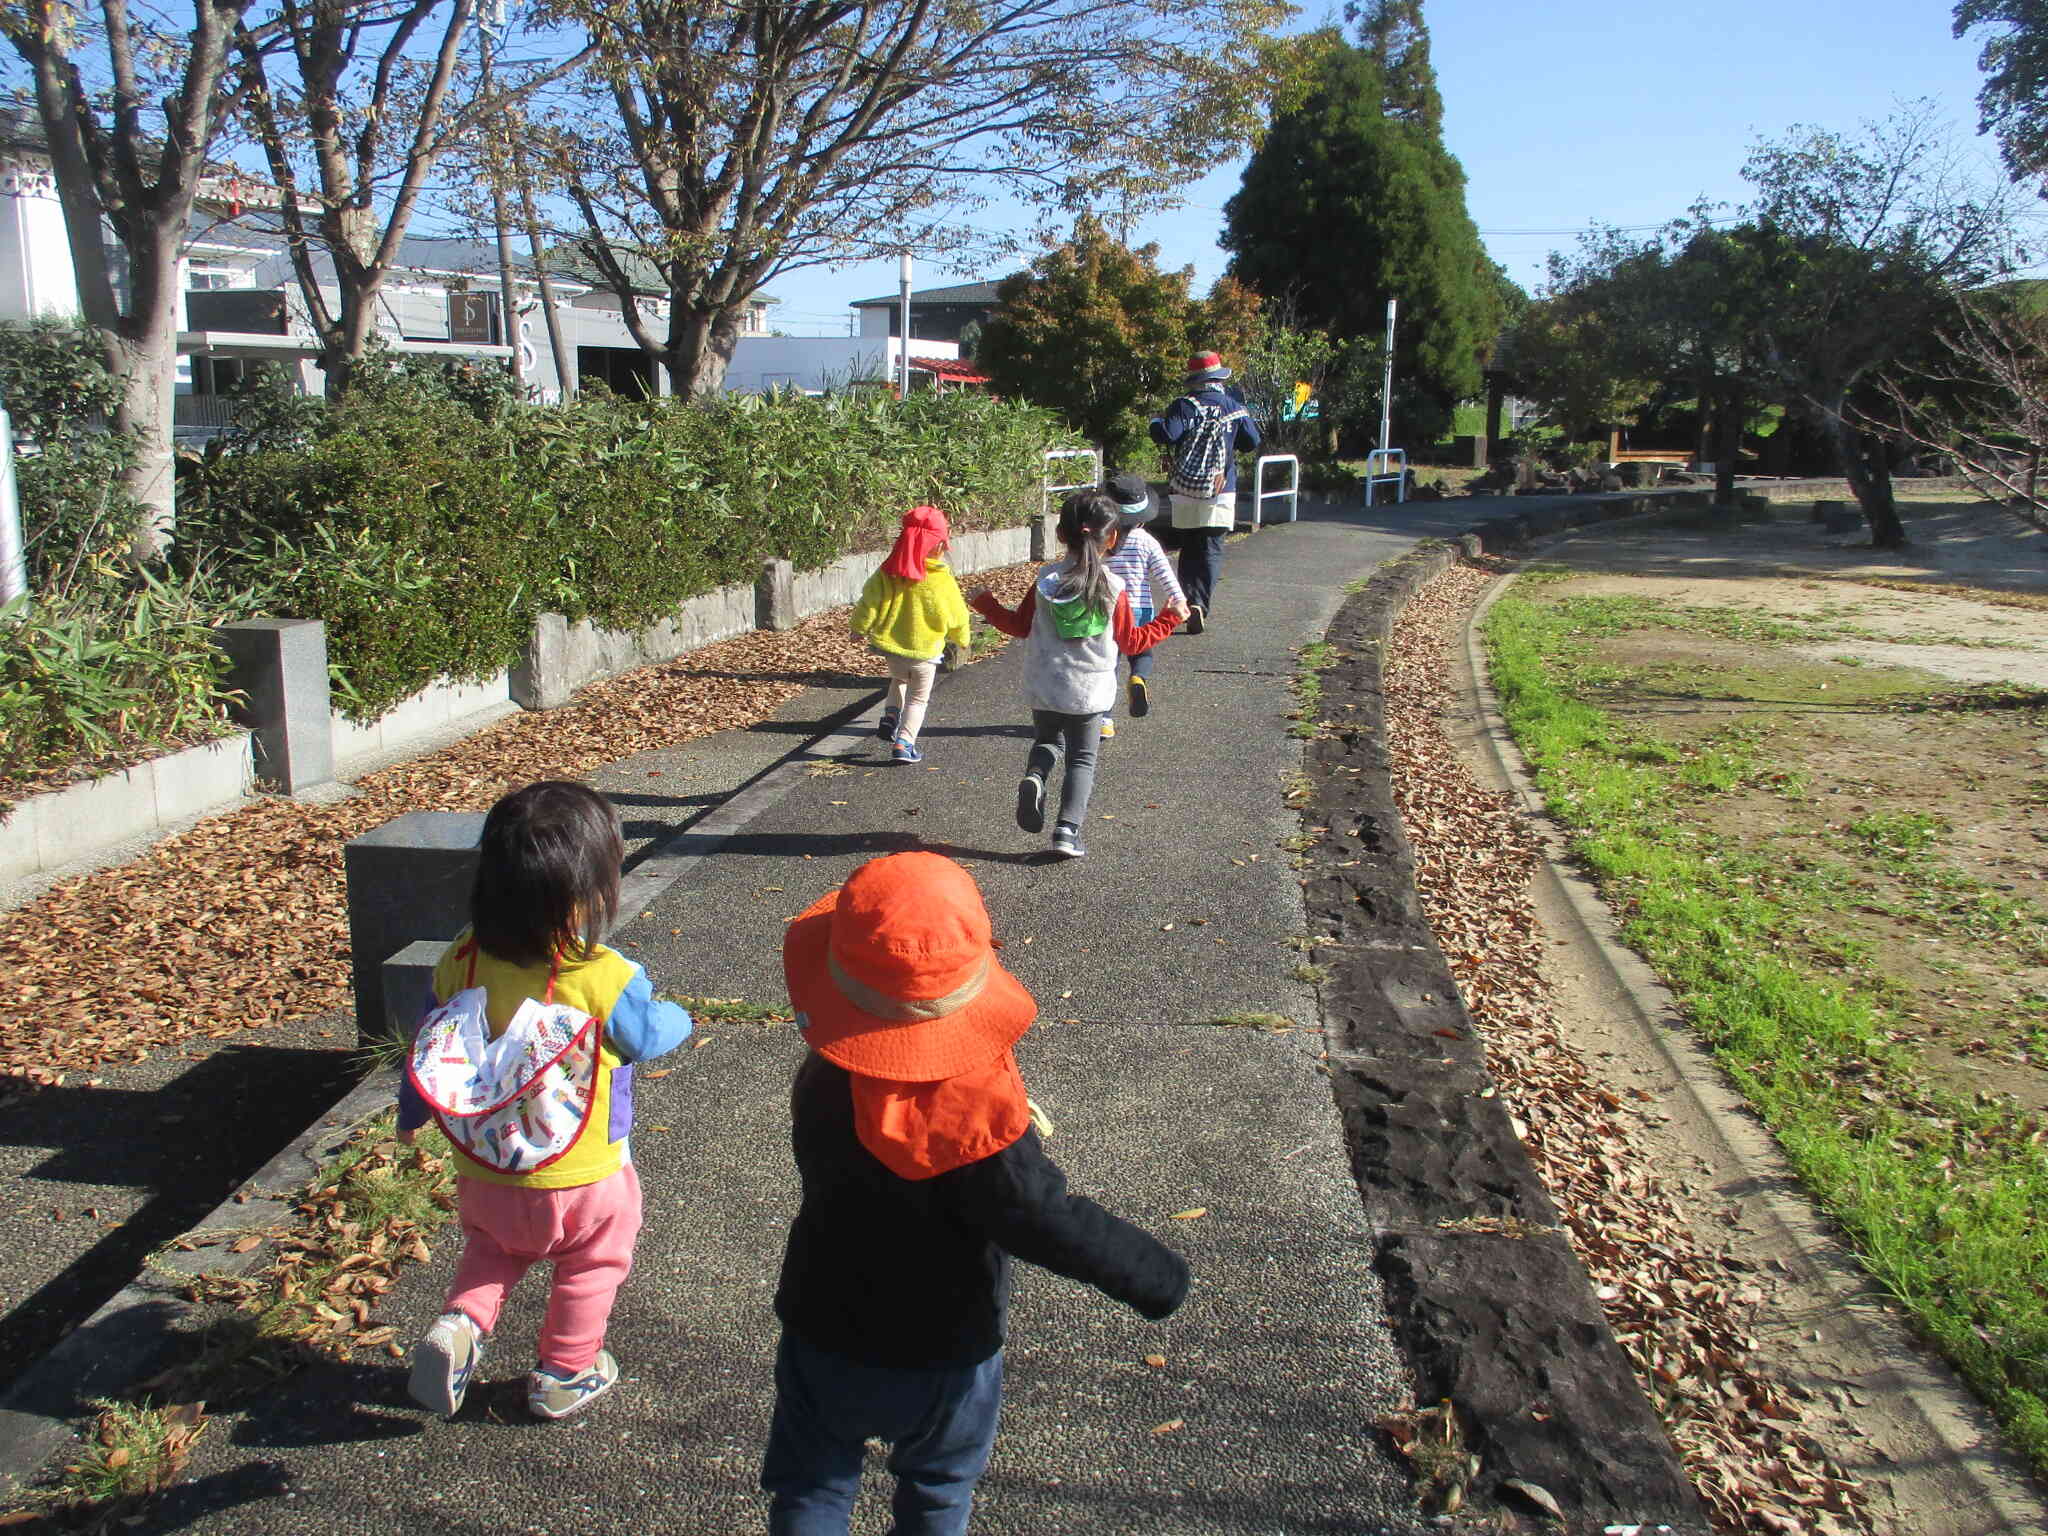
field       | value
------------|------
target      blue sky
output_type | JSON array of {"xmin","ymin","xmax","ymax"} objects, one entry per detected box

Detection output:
[{"xmin": 766, "ymin": 0, "xmax": 2015, "ymax": 335}]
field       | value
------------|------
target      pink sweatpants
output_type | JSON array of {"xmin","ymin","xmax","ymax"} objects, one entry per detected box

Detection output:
[{"xmin": 444, "ymin": 1163, "xmax": 642, "ymax": 1375}]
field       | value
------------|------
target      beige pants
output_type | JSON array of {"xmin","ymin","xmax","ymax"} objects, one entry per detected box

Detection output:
[{"xmin": 886, "ymin": 654, "xmax": 937, "ymax": 743}]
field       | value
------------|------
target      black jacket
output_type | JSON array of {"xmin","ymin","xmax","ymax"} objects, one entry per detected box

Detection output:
[{"xmin": 773, "ymin": 1052, "xmax": 1192, "ymax": 1368}]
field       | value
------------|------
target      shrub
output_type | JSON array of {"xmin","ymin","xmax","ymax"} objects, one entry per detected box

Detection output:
[
  {"xmin": 0, "ymin": 318, "xmax": 139, "ymax": 586},
  {"xmin": 177, "ymin": 384, "xmax": 1072, "ymax": 719},
  {"xmin": 0, "ymin": 559, "xmax": 237, "ymax": 787}
]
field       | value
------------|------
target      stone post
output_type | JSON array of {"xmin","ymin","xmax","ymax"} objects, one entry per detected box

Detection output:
[
  {"xmin": 212, "ymin": 618, "xmax": 335, "ymax": 796},
  {"xmin": 511, "ymin": 613, "xmax": 571, "ymax": 710},
  {"xmin": 343, "ymin": 811, "xmax": 486, "ymax": 1039},
  {"xmin": 757, "ymin": 557, "xmax": 796, "ymax": 631},
  {"xmin": 1029, "ymin": 512, "xmax": 1058, "ymax": 562},
  {"xmin": 382, "ymin": 940, "xmax": 448, "ymax": 1044}
]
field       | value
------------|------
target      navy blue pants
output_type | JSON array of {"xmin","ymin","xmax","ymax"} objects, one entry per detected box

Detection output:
[
  {"xmin": 761, "ymin": 1331, "xmax": 1004, "ymax": 1535},
  {"xmin": 1177, "ymin": 527, "xmax": 1225, "ymax": 613}
]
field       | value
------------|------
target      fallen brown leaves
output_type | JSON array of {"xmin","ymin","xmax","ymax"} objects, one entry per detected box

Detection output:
[
  {"xmin": 155, "ymin": 1124, "xmax": 457, "ymax": 1412},
  {"xmin": 1383, "ymin": 560, "xmax": 1874, "ymax": 1536},
  {"xmin": 0, "ymin": 570, "xmax": 1038, "ymax": 1086}
]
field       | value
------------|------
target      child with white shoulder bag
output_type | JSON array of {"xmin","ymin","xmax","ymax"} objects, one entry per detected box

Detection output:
[{"xmin": 399, "ymin": 780, "xmax": 693, "ymax": 1422}]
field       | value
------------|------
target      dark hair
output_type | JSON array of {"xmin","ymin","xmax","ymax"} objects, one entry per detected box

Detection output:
[
  {"xmin": 1054, "ymin": 489, "xmax": 1119, "ymax": 613},
  {"xmin": 470, "ymin": 780, "xmax": 623, "ymax": 967}
]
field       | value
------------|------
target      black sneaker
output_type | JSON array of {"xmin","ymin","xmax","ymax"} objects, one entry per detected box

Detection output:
[
  {"xmin": 1016, "ymin": 774, "xmax": 1046, "ymax": 833},
  {"xmin": 1049, "ymin": 823, "xmax": 1086, "ymax": 859},
  {"xmin": 1129, "ymin": 675, "xmax": 1150, "ymax": 717},
  {"xmin": 1185, "ymin": 604, "xmax": 1206, "ymax": 635},
  {"xmin": 876, "ymin": 709, "xmax": 899, "ymax": 742}
]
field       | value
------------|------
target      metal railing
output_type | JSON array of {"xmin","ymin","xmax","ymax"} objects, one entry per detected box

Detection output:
[
  {"xmin": 1362, "ymin": 447, "xmax": 1408, "ymax": 508},
  {"xmin": 1250, "ymin": 453, "xmax": 1300, "ymax": 526},
  {"xmin": 1041, "ymin": 446, "xmax": 1101, "ymax": 515}
]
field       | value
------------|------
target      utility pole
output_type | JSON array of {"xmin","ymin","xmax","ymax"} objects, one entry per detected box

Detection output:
[
  {"xmin": 897, "ymin": 250, "xmax": 913, "ymax": 398},
  {"xmin": 480, "ymin": 2, "xmax": 522, "ymax": 388}
]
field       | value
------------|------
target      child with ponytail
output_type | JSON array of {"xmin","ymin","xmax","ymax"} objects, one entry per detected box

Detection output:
[{"xmin": 968, "ymin": 491, "xmax": 1185, "ymax": 858}]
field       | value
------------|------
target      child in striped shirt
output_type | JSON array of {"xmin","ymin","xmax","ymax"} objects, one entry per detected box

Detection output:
[{"xmin": 1098, "ymin": 472, "xmax": 1185, "ymax": 737}]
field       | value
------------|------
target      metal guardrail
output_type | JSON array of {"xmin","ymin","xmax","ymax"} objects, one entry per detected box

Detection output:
[
  {"xmin": 1042, "ymin": 446, "xmax": 1101, "ymax": 515},
  {"xmin": 1251, "ymin": 453, "xmax": 1299, "ymax": 525},
  {"xmin": 1362, "ymin": 447, "xmax": 1408, "ymax": 508}
]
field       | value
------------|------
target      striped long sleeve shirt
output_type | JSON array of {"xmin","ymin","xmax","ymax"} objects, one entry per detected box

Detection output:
[{"xmin": 1104, "ymin": 528, "xmax": 1182, "ymax": 623}]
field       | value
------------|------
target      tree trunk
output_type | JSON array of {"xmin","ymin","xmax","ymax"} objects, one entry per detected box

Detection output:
[
  {"xmin": 108, "ymin": 325, "xmax": 177, "ymax": 562},
  {"xmin": 1818, "ymin": 399, "xmax": 1906, "ymax": 548},
  {"xmin": 1713, "ymin": 394, "xmax": 1742, "ymax": 508},
  {"xmin": 667, "ymin": 306, "xmax": 746, "ymax": 397},
  {"xmin": 104, "ymin": 223, "xmax": 186, "ymax": 560}
]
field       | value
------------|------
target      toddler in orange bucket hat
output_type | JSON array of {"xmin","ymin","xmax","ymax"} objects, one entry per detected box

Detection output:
[{"xmin": 762, "ymin": 850, "xmax": 1191, "ymax": 1534}]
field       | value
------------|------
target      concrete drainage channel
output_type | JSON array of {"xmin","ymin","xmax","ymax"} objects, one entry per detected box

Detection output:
[{"xmin": 1300, "ymin": 537, "xmax": 1710, "ymax": 1534}]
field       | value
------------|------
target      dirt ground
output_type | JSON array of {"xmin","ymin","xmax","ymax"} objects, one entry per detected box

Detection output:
[
  {"xmin": 1516, "ymin": 496, "xmax": 2048, "ymax": 1113},
  {"xmin": 1454, "ymin": 493, "xmax": 2048, "ymax": 1535}
]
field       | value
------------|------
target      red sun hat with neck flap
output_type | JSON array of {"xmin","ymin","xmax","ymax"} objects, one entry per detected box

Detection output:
[
  {"xmin": 785, "ymin": 851, "xmax": 1035, "ymax": 1082},
  {"xmin": 881, "ymin": 503, "xmax": 951, "ymax": 582}
]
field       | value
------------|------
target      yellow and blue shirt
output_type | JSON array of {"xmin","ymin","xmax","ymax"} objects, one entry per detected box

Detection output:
[{"xmin": 397, "ymin": 934, "xmax": 692, "ymax": 1189}]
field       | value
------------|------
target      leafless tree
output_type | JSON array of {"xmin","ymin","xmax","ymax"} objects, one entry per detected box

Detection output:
[
  {"xmin": 532, "ymin": 0, "xmax": 1301, "ymax": 396},
  {"xmin": 2, "ymin": 0, "xmax": 277, "ymax": 555},
  {"xmin": 230, "ymin": 0, "xmax": 587, "ymax": 392},
  {"xmin": 1861, "ymin": 297, "xmax": 2048, "ymax": 519}
]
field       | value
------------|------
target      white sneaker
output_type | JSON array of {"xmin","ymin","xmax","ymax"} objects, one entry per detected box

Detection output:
[
  {"xmin": 528, "ymin": 1349, "xmax": 621, "ymax": 1420},
  {"xmin": 409, "ymin": 1310, "xmax": 486, "ymax": 1418}
]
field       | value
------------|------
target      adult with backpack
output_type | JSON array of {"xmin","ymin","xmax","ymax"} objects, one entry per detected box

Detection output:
[{"xmin": 1149, "ymin": 350, "xmax": 1261, "ymax": 634}]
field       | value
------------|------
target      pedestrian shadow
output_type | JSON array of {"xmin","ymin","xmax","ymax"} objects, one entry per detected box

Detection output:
[
  {"xmin": 0, "ymin": 1043, "xmax": 356, "ymax": 1388},
  {"xmin": 670, "ymin": 666, "xmax": 878, "ymax": 690},
  {"xmin": 103, "ymin": 1459, "xmax": 297, "ymax": 1533},
  {"xmin": 668, "ymin": 827, "xmax": 1051, "ymax": 868}
]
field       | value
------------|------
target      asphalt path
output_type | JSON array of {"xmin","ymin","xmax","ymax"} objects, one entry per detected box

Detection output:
[{"xmin": 147, "ymin": 495, "xmax": 1472, "ymax": 1535}]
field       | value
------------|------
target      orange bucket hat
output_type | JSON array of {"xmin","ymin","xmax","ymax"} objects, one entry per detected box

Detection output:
[{"xmin": 784, "ymin": 851, "xmax": 1036, "ymax": 1081}]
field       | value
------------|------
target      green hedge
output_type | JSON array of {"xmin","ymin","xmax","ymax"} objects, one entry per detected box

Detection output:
[{"xmin": 180, "ymin": 386, "xmax": 1074, "ymax": 719}]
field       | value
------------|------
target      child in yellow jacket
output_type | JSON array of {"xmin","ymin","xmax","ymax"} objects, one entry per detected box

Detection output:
[{"xmin": 851, "ymin": 504, "xmax": 972, "ymax": 765}]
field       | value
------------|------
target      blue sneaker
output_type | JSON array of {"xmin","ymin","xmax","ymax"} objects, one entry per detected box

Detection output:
[
  {"xmin": 410, "ymin": 1310, "xmax": 486, "ymax": 1418},
  {"xmin": 528, "ymin": 1349, "xmax": 620, "ymax": 1420},
  {"xmin": 892, "ymin": 738, "xmax": 923, "ymax": 764}
]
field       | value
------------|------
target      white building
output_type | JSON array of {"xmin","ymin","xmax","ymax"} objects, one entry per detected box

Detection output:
[
  {"xmin": 0, "ymin": 105, "xmax": 786, "ymax": 430},
  {"xmin": 723, "ymin": 335, "xmax": 958, "ymax": 395}
]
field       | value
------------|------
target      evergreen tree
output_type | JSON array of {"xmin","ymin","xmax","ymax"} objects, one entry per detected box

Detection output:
[
  {"xmin": 1348, "ymin": 0, "xmax": 1442, "ymax": 138},
  {"xmin": 1221, "ymin": 36, "xmax": 1500, "ymax": 445}
]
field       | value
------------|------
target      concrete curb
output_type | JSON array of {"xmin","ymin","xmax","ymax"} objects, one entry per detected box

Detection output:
[
  {"xmin": 0, "ymin": 1067, "xmax": 401, "ymax": 1504},
  {"xmin": 1461, "ymin": 542, "xmax": 2048, "ymax": 1535}
]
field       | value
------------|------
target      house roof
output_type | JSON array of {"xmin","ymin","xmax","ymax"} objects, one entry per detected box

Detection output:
[
  {"xmin": 850, "ymin": 277, "xmax": 1012, "ymax": 308},
  {"xmin": 909, "ymin": 355, "xmax": 991, "ymax": 383}
]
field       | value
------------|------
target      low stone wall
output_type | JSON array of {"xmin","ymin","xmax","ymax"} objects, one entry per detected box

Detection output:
[
  {"xmin": 0, "ymin": 733, "xmax": 253, "ymax": 885},
  {"xmin": 2, "ymin": 517, "xmax": 1052, "ymax": 889},
  {"xmin": 332, "ymin": 672, "xmax": 516, "ymax": 774},
  {"xmin": 510, "ymin": 585, "xmax": 756, "ymax": 712}
]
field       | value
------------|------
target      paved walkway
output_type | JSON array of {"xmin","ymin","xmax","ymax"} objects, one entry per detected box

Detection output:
[{"xmin": 144, "ymin": 497, "xmax": 1475, "ymax": 1534}]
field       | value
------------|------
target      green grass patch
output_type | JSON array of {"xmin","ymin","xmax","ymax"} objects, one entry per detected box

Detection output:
[
  {"xmin": 1484, "ymin": 589, "xmax": 2048, "ymax": 1475},
  {"xmin": 666, "ymin": 994, "xmax": 795, "ymax": 1025},
  {"xmin": 1290, "ymin": 641, "xmax": 1339, "ymax": 739}
]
